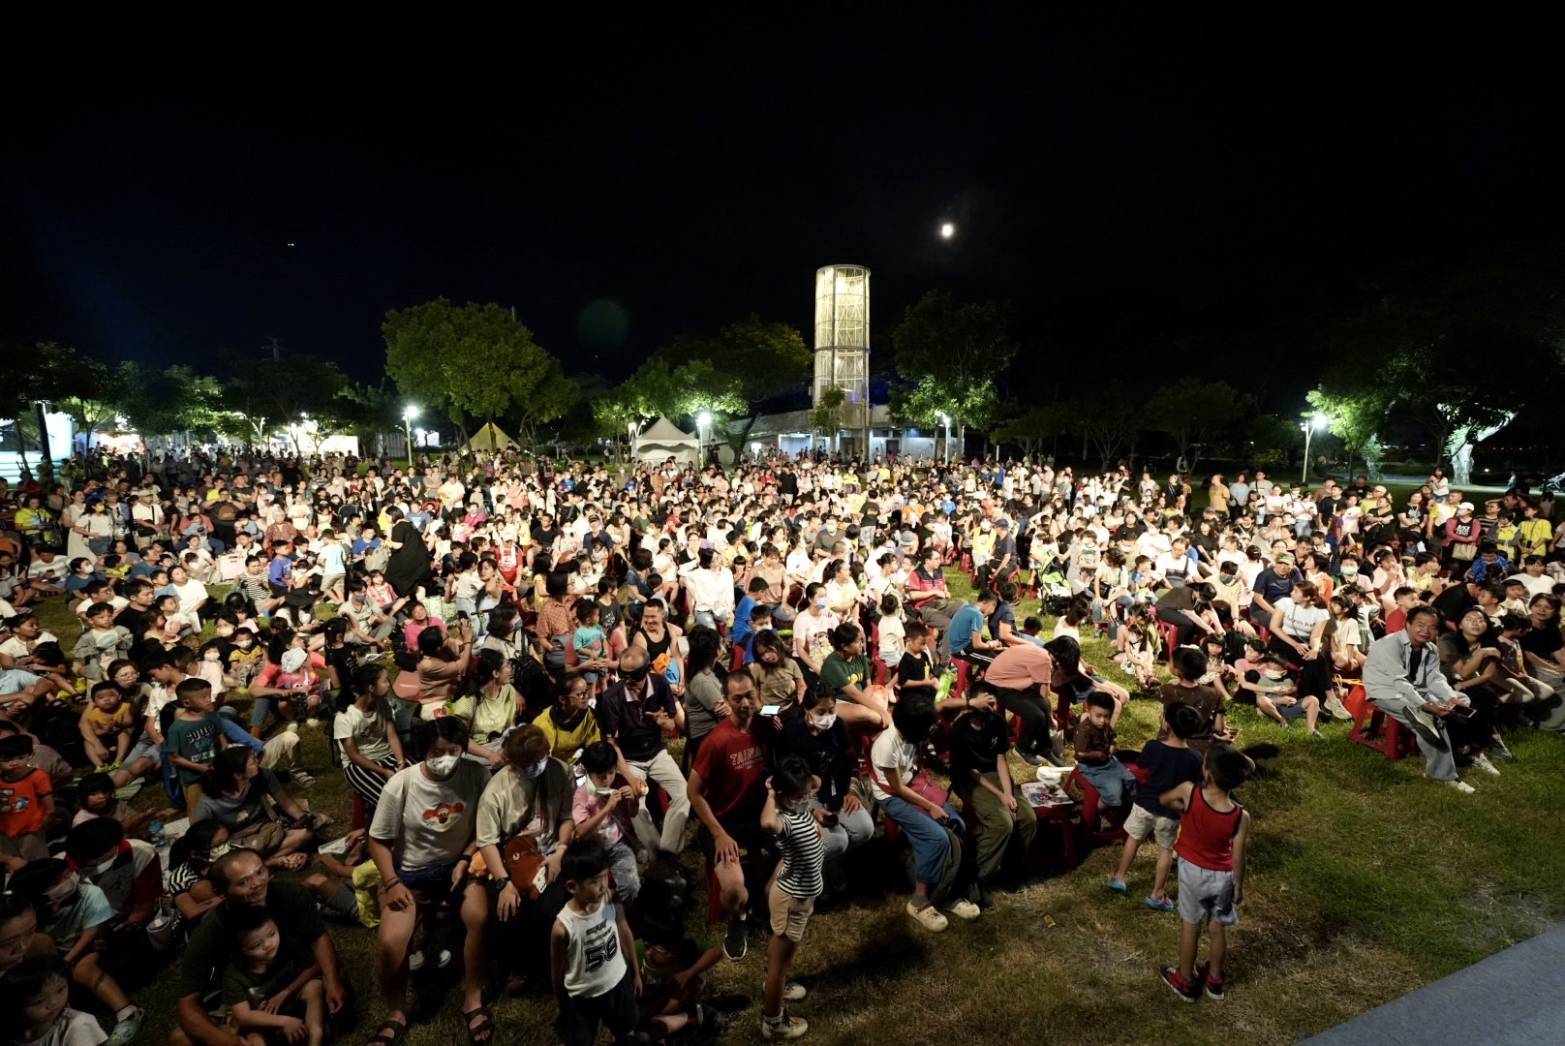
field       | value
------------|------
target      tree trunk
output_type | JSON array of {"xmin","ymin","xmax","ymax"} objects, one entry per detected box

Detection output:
[{"xmin": 1445, "ymin": 413, "xmax": 1516, "ymax": 486}]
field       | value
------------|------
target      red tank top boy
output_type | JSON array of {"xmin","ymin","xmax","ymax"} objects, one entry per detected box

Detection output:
[{"xmin": 1173, "ymin": 785, "xmax": 1243, "ymax": 872}]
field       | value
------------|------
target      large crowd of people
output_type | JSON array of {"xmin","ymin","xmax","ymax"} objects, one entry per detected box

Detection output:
[{"xmin": 0, "ymin": 449, "xmax": 1562, "ymax": 1043}]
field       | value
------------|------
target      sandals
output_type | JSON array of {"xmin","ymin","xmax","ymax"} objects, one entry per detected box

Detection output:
[
  {"xmin": 366, "ymin": 1017, "xmax": 407, "ymax": 1046},
  {"xmin": 463, "ymin": 1005, "xmax": 496, "ymax": 1045}
]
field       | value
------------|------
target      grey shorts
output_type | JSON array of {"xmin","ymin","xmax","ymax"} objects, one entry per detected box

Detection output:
[
  {"xmin": 1124, "ymin": 804, "xmax": 1179, "ymax": 848},
  {"xmin": 1177, "ymin": 858, "xmax": 1237, "ymax": 927},
  {"xmin": 125, "ymin": 734, "xmax": 162, "ymax": 769}
]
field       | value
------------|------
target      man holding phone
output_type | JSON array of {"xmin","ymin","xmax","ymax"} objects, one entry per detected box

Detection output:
[{"xmin": 597, "ymin": 647, "xmax": 689, "ymax": 857}]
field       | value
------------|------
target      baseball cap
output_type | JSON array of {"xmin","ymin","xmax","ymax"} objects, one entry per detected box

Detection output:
[{"xmin": 1275, "ymin": 551, "xmax": 1296, "ymax": 565}]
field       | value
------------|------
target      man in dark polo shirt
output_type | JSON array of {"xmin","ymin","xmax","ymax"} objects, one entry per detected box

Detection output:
[
  {"xmin": 597, "ymin": 646, "xmax": 689, "ymax": 857},
  {"xmin": 1249, "ymin": 552, "xmax": 1302, "ymax": 630},
  {"xmin": 174, "ymin": 849, "xmax": 347, "ymax": 1046}
]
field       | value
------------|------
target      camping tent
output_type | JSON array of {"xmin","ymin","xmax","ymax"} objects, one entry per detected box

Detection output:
[
  {"xmin": 467, "ymin": 422, "xmax": 516, "ymax": 453},
  {"xmin": 634, "ymin": 416, "xmax": 699, "ymax": 464}
]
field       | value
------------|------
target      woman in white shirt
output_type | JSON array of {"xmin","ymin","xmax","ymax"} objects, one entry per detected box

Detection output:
[{"xmin": 1267, "ymin": 579, "xmax": 1332, "ymax": 704}]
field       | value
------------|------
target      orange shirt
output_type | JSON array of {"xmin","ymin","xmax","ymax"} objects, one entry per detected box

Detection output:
[{"xmin": 0, "ymin": 769, "xmax": 52, "ymax": 837}]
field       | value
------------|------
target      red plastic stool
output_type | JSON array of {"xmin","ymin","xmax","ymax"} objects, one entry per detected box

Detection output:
[
  {"xmin": 1157, "ymin": 621, "xmax": 1180, "ymax": 664},
  {"xmin": 1349, "ymin": 706, "xmax": 1417, "ymax": 761}
]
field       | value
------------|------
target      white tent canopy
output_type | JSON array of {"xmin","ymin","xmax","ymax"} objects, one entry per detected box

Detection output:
[
  {"xmin": 467, "ymin": 421, "xmax": 516, "ymax": 453},
  {"xmin": 634, "ymin": 416, "xmax": 699, "ymax": 464}
]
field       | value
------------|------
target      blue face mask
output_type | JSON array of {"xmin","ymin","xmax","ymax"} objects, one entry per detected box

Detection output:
[{"xmin": 518, "ymin": 758, "xmax": 548, "ymax": 779}]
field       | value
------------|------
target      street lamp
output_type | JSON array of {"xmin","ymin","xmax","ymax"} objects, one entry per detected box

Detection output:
[
  {"xmin": 696, "ymin": 411, "xmax": 712, "ymax": 463},
  {"xmin": 402, "ymin": 405, "xmax": 420, "ymax": 468},
  {"xmin": 1300, "ymin": 413, "xmax": 1327, "ymax": 485},
  {"xmin": 939, "ymin": 413, "xmax": 951, "ymax": 465}
]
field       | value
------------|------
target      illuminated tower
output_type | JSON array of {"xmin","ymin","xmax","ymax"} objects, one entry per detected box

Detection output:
[{"xmin": 813, "ymin": 264, "xmax": 871, "ymax": 453}]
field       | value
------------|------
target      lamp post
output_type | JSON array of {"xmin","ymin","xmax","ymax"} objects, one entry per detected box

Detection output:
[
  {"xmin": 696, "ymin": 411, "xmax": 712, "ymax": 464},
  {"xmin": 1300, "ymin": 413, "xmax": 1327, "ymax": 485},
  {"xmin": 939, "ymin": 413, "xmax": 951, "ymax": 465},
  {"xmin": 402, "ymin": 405, "xmax": 420, "ymax": 468}
]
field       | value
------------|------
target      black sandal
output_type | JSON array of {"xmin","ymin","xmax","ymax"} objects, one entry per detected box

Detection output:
[
  {"xmin": 463, "ymin": 1004, "xmax": 495, "ymax": 1045},
  {"xmin": 366, "ymin": 1017, "xmax": 407, "ymax": 1046}
]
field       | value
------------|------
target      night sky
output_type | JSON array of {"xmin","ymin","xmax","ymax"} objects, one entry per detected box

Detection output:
[{"xmin": 5, "ymin": 17, "xmax": 1562, "ymax": 398}]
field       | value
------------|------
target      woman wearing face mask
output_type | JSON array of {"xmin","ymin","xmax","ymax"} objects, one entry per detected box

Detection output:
[
  {"xmin": 775, "ymin": 688, "xmax": 874, "ymax": 875},
  {"xmin": 164, "ymin": 820, "xmax": 231, "ymax": 927},
  {"xmin": 194, "ymin": 747, "xmax": 315, "ymax": 871},
  {"xmin": 474, "ymin": 725, "xmax": 575, "ymax": 996},
  {"xmin": 367, "ymin": 716, "xmax": 493, "ymax": 1045}
]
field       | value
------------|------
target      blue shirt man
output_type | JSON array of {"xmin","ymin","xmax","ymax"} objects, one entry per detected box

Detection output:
[{"xmin": 948, "ymin": 593, "xmax": 1000, "ymax": 658}]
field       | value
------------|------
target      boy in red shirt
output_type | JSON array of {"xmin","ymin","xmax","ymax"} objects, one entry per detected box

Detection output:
[
  {"xmin": 1157, "ymin": 745, "xmax": 1254, "ymax": 1003},
  {"xmin": 0, "ymin": 733, "xmax": 53, "ymax": 870},
  {"xmin": 687, "ymin": 671, "xmax": 769, "ymax": 964}
]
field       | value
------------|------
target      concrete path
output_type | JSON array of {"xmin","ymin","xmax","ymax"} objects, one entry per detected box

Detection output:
[{"xmin": 1304, "ymin": 922, "xmax": 1565, "ymax": 1045}]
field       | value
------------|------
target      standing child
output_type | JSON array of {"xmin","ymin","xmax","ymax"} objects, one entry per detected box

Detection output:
[
  {"xmin": 1107, "ymin": 703, "xmax": 1204, "ymax": 912},
  {"xmin": 165, "ymin": 678, "xmax": 224, "ymax": 819},
  {"xmin": 0, "ymin": 734, "xmax": 54, "ymax": 870},
  {"xmin": 1072, "ymin": 691, "xmax": 1138, "ymax": 807},
  {"xmin": 1157, "ymin": 745, "xmax": 1255, "ymax": 1003},
  {"xmin": 0, "ymin": 955, "xmax": 108, "ymax": 1046},
  {"xmin": 758, "ymin": 754, "xmax": 823, "ymax": 1041},
  {"xmin": 550, "ymin": 840, "xmax": 642, "ymax": 1046}
]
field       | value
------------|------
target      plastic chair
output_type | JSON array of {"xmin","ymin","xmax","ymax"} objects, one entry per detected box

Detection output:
[
  {"xmin": 1348, "ymin": 705, "xmax": 1417, "ymax": 761},
  {"xmin": 1156, "ymin": 621, "xmax": 1179, "ymax": 664}
]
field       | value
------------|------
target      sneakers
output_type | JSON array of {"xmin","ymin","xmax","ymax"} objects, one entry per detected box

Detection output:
[
  {"xmin": 944, "ymin": 898, "xmax": 981, "ymax": 921},
  {"xmin": 1106, "ymin": 878, "xmax": 1128, "ymax": 894},
  {"xmin": 1196, "ymin": 960, "xmax": 1227, "ymax": 1000},
  {"xmin": 1471, "ymin": 753, "xmax": 1501, "ymax": 777},
  {"xmin": 1445, "ymin": 779, "xmax": 1477, "ymax": 795},
  {"xmin": 906, "ymin": 900, "xmax": 949, "ymax": 932},
  {"xmin": 1324, "ymin": 694, "xmax": 1352, "ymax": 720},
  {"xmin": 723, "ymin": 916, "xmax": 749, "ymax": 961},
  {"xmin": 761, "ymin": 1011, "xmax": 809, "ymax": 1040},
  {"xmin": 1018, "ymin": 752, "xmax": 1045, "ymax": 767},
  {"xmin": 782, "ymin": 982, "xmax": 808, "ymax": 1002},
  {"xmin": 1144, "ymin": 896, "xmax": 1175, "ymax": 913},
  {"xmin": 1159, "ymin": 965, "xmax": 1201, "ymax": 1003},
  {"xmin": 1491, "ymin": 739, "xmax": 1516, "ymax": 762},
  {"xmin": 106, "ymin": 1007, "xmax": 145, "ymax": 1046}
]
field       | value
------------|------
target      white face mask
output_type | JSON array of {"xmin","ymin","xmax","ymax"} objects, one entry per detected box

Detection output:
[
  {"xmin": 425, "ymin": 754, "xmax": 461, "ymax": 778},
  {"xmin": 44, "ymin": 874, "xmax": 78, "ymax": 906},
  {"xmin": 592, "ymin": 784, "xmax": 615, "ymax": 797},
  {"xmin": 204, "ymin": 650, "xmax": 221, "ymax": 662},
  {"xmin": 808, "ymin": 711, "xmax": 837, "ymax": 731},
  {"xmin": 205, "ymin": 842, "xmax": 233, "ymax": 862},
  {"xmin": 1263, "ymin": 669, "xmax": 1288, "ymax": 681}
]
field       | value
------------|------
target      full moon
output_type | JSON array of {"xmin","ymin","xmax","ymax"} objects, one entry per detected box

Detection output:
[{"xmin": 939, "ymin": 222, "xmax": 955, "ymax": 239}]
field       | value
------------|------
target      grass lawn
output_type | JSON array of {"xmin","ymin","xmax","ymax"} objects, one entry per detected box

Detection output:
[{"xmin": 37, "ymin": 571, "xmax": 1565, "ymax": 1046}]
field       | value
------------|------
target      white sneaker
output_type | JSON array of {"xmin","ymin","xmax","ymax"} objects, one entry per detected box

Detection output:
[
  {"xmin": 1471, "ymin": 753, "xmax": 1501, "ymax": 777},
  {"xmin": 944, "ymin": 898, "xmax": 981, "ymax": 921},
  {"xmin": 1324, "ymin": 695, "xmax": 1352, "ymax": 721},
  {"xmin": 761, "ymin": 1012, "xmax": 809, "ymax": 1040},
  {"xmin": 1445, "ymin": 779, "xmax": 1476, "ymax": 794},
  {"xmin": 907, "ymin": 901, "xmax": 949, "ymax": 932},
  {"xmin": 782, "ymin": 981, "xmax": 808, "ymax": 1002}
]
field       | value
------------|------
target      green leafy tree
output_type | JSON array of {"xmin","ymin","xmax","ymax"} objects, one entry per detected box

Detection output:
[
  {"xmin": 222, "ymin": 350, "xmax": 348, "ymax": 445},
  {"xmin": 113, "ymin": 363, "xmax": 226, "ymax": 440},
  {"xmin": 1305, "ymin": 386, "xmax": 1388, "ymax": 470},
  {"xmin": 992, "ymin": 404, "xmax": 1070, "ymax": 459},
  {"xmin": 891, "ymin": 291, "xmax": 1018, "ymax": 448},
  {"xmin": 1144, "ymin": 378, "xmax": 1249, "ymax": 469},
  {"xmin": 658, "ymin": 316, "xmax": 810, "ymax": 449},
  {"xmin": 382, "ymin": 299, "xmax": 564, "ymax": 443},
  {"xmin": 510, "ymin": 362, "xmax": 580, "ymax": 448},
  {"xmin": 810, "ymin": 387, "xmax": 847, "ymax": 451},
  {"xmin": 1071, "ymin": 388, "xmax": 1141, "ymax": 470}
]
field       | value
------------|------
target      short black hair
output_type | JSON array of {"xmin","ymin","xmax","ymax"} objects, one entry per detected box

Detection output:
[
  {"xmin": 1085, "ymin": 690, "xmax": 1116, "ymax": 713},
  {"xmin": 561, "ymin": 838, "xmax": 611, "ymax": 885},
  {"xmin": 771, "ymin": 753, "xmax": 814, "ymax": 801},
  {"xmin": 1207, "ymin": 745, "xmax": 1255, "ymax": 791},
  {"xmin": 580, "ymin": 741, "xmax": 617, "ymax": 776},
  {"xmin": 1165, "ymin": 703, "xmax": 1204, "ymax": 740},
  {"xmin": 65, "ymin": 816, "xmax": 124, "ymax": 864},
  {"xmin": 0, "ymin": 734, "xmax": 33, "ymax": 760}
]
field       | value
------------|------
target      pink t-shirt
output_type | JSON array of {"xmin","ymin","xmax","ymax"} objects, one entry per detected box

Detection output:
[{"xmin": 571, "ymin": 782, "xmax": 623, "ymax": 846}]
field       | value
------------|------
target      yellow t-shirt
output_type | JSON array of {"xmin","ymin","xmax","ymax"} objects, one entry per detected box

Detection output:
[{"xmin": 85, "ymin": 703, "xmax": 135, "ymax": 736}]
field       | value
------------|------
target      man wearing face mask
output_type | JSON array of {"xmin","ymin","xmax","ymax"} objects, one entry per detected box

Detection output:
[
  {"xmin": 174, "ymin": 848, "xmax": 349, "ymax": 1046},
  {"xmin": 367, "ymin": 716, "xmax": 493, "ymax": 1043},
  {"xmin": 597, "ymin": 647, "xmax": 690, "ymax": 857}
]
